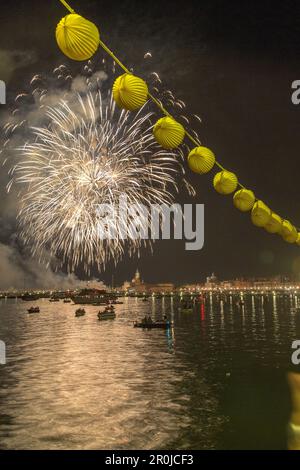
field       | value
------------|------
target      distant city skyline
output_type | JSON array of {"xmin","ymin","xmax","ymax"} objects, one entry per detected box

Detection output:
[{"xmin": 0, "ymin": 268, "xmax": 298, "ymax": 293}]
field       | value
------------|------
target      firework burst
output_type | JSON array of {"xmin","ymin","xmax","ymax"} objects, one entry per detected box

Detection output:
[{"xmin": 10, "ymin": 90, "xmax": 188, "ymax": 272}]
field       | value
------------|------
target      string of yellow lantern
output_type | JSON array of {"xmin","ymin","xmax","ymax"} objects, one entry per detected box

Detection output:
[{"xmin": 55, "ymin": 0, "xmax": 300, "ymax": 246}]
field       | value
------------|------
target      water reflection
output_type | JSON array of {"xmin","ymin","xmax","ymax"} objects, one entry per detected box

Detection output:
[{"xmin": 0, "ymin": 293, "xmax": 299, "ymax": 449}]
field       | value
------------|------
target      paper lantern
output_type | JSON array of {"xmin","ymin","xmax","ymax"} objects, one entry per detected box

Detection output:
[
  {"xmin": 213, "ymin": 171, "xmax": 238, "ymax": 195},
  {"xmin": 153, "ymin": 117, "xmax": 185, "ymax": 149},
  {"xmin": 281, "ymin": 220, "xmax": 298, "ymax": 243},
  {"xmin": 187, "ymin": 146, "xmax": 215, "ymax": 174},
  {"xmin": 251, "ymin": 200, "xmax": 271, "ymax": 227},
  {"xmin": 264, "ymin": 213, "xmax": 282, "ymax": 234},
  {"xmin": 112, "ymin": 73, "xmax": 148, "ymax": 111},
  {"xmin": 233, "ymin": 189, "xmax": 255, "ymax": 212},
  {"xmin": 56, "ymin": 14, "xmax": 100, "ymax": 61}
]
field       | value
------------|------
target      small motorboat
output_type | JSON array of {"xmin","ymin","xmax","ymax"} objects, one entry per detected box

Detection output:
[
  {"xmin": 98, "ymin": 310, "xmax": 116, "ymax": 321},
  {"xmin": 75, "ymin": 308, "xmax": 85, "ymax": 317},
  {"xmin": 63, "ymin": 299, "xmax": 71, "ymax": 303},
  {"xmin": 27, "ymin": 306, "xmax": 40, "ymax": 314},
  {"xmin": 134, "ymin": 320, "xmax": 172, "ymax": 329}
]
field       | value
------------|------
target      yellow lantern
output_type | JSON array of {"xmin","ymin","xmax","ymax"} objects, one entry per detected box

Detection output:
[
  {"xmin": 264, "ymin": 213, "xmax": 282, "ymax": 234},
  {"xmin": 233, "ymin": 189, "xmax": 255, "ymax": 212},
  {"xmin": 213, "ymin": 171, "xmax": 238, "ymax": 195},
  {"xmin": 251, "ymin": 201, "xmax": 271, "ymax": 227},
  {"xmin": 112, "ymin": 73, "xmax": 148, "ymax": 111},
  {"xmin": 56, "ymin": 14, "xmax": 100, "ymax": 61},
  {"xmin": 187, "ymin": 146, "xmax": 215, "ymax": 174},
  {"xmin": 281, "ymin": 220, "xmax": 298, "ymax": 243},
  {"xmin": 153, "ymin": 117, "xmax": 185, "ymax": 149}
]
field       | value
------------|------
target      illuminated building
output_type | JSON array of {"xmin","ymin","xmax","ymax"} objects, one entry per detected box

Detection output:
[{"xmin": 122, "ymin": 269, "xmax": 174, "ymax": 294}]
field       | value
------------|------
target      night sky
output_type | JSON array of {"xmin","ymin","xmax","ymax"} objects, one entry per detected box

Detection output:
[{"xmin": 1, "ymin": 0, "xmax": 300, "ymax": 286}]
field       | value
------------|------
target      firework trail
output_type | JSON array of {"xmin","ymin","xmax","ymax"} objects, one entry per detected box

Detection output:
[{"xmin": 10, "ymin": 91, "xmax": 189, "ymax": 272}]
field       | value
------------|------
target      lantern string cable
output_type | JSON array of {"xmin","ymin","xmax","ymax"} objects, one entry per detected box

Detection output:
[{"xmin": 58, "ymin": 0, "xmax": 75, "ymax": 13}]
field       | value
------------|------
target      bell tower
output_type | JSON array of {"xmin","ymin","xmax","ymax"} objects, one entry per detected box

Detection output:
[{"xmin": 132, "ymin": 268, "xmax": 141, "ymax": 285}]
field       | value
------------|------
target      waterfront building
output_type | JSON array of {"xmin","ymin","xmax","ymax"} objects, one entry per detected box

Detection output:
[
  {"xmin": 205, "ymin": 273, "xmax": 219, "ymax": 288},
  {"xmin": 122, "ymin": 269, "xmax": 174, "ymax": 294}
]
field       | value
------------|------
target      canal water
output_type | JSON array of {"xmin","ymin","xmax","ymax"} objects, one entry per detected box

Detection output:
[{"xmin": 0, "ymin": 293, "xmax": 299, "ymax": 449}]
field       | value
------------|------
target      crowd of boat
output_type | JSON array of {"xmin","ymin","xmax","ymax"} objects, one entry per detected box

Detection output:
[
  {"xmin": 23, "ymin": 289, "xmax": 293, "ymax": 328},
  {"xmin": 25, "ymin": 292, "xmax": 176, "ymax": 329},
  {"xmin": 27, "ymin": 296, "xmax": 122, "ymax": 321},
  {"xmin": 74, "ymin": 303, "xmax": 117, "ymax": 320}
]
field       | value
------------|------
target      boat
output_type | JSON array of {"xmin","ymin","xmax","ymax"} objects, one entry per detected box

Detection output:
[
  {"xmin": 134, "ymin": 320, "xmax": 172, "ymax": 329},
  {"xmin": 71, "ymin": 288, "xmax": 113, "ymax": 305},
  {"xmin": 97, "ymin": 304, "xmax": 116, "ymax": 320},
  {"xmin": 178, "ymin": 307, "xmax": 193, "ymax": 313},
  {"xmin": 63, "ymin": 299, "xmax": 72, "ymax": 303},
  {"xmin": 75, "ymin": 308, "xmax": 85, "ymax": 317},
  {"xmin": 98, "ymin": 310, "xmax": 116, "ymax": 321},
  {"xmin": 21, "ymin": 294, "xmax": 40, "ymax": 301},
  {"xmin": 27, "ymin": 306, "xmax": 40, "ymax": 313},
  {"xmin": 142, "ymin": 297, "xmax": 148, "ymax": 302}
]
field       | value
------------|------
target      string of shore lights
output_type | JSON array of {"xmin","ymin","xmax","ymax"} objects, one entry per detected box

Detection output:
[{"xmin": 55, "ymin": 0, "xmax": 300, "ymax": 246}]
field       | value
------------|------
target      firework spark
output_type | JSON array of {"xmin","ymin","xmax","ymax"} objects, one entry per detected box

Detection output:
[{"xmin": 10, "ymin": 90, "xmax": 187, "ymax": 273}]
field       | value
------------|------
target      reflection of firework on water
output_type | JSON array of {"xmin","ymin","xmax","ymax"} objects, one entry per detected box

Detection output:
[{"xmin": 10, "ymin": 90, "xmax": 191, "ymax": 272}]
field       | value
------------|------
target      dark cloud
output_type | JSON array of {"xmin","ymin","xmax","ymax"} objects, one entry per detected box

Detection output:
[
  {"xmin": 0, "ymin": 241, "xmax": 103, "ymax": 289},
  {"xmin": 0, "ymin": 49, "xmax": 38, "ymax": 83}
]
